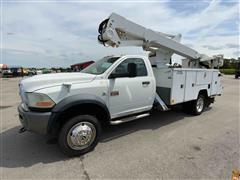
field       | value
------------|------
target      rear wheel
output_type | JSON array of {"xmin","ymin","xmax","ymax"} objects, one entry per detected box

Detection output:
[
  {"xmin": 191, "ymin": 94, "xmax": 205, "ymax": 115},
  {"xmin": 183, "ymin": 94, "xmax": 205, "ymax": 115},
  {"xmin": 58, "ymin": 115, "xmax": 101, "ymax": 157}
]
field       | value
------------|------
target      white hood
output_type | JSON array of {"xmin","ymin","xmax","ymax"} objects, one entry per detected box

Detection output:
[{"xmin": 20, "ymin": 72, "xmax": 96, "ymax": 92}]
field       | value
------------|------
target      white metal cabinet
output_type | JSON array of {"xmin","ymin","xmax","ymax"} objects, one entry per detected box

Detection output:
[
  {"xmin": 171, "ymin": 70, "xmax": 186, "ymax": 104},
  {"xmin": 184, "ymin": 71, "xmax": 197, "ymax": 101},
  {"xmin": 155, "ymin": 68, "xmax": 222, "ymax": 106},
  {"xmin": 196, "ymin": 71, "xmax": 212, "ymax": 85},
  {"xmin": 211, "ymin": 71, "xmax": 221, "ymax": 95}
]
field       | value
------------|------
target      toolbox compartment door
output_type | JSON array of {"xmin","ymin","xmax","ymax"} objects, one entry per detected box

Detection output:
[
  {"xmin": 171, "ymin": 70, "xmax": 186, "ymax": 104},
  {"xmin": 184, "ymin": 71, "xmax": 197, "ymax": 101},
  {"xmin": 196, "ymin": 71, "xmax": 212, "ymax": 85},
  {"xmin": 211, "ymin": 71, "xmax": 221, "ymax": 95}
]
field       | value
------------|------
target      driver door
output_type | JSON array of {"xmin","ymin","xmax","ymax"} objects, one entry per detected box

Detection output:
[{"xmin": 108, "ymin": 58, "xmax": 154, "ymax": 118}]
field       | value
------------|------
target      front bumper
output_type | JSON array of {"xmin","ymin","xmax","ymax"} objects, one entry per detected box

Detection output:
[{"xmin": 18, "ymin": 104, "xmax": 51, "ymax": 134}]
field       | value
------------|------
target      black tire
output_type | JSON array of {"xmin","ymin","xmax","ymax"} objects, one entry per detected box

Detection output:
[
  {"xmin": 58, "ymin": 115, "xmax": 101, "ymax": 157},
  {"xmin": 190, "ymin": 94, "xmax": 205, "ymax": 115}
]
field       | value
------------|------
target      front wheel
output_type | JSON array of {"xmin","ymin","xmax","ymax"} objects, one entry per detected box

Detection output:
[{"xmin": 58, "ymin": 115, "xmax": 101, "ymax": 157}]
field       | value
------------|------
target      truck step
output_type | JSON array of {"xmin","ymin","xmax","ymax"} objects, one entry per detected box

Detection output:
[{"xmin": 110, "ymin": 113, "xmax": 150, "ymax": 125}]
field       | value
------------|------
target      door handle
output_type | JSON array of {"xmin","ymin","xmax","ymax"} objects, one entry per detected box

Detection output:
[{"xmin": 142, "ymin": 81, "xmax": 150, "ymax": 85}]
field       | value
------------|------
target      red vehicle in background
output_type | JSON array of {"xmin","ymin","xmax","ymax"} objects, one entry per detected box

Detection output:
[{"xmin": 71, "ymin": 61, "xmax": 94, "ymax": 72}]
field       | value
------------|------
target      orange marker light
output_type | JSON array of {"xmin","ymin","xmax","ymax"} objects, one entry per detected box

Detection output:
[{"xmin": 36, "ymin": 101, "xmax": 54, "ymax": 107}]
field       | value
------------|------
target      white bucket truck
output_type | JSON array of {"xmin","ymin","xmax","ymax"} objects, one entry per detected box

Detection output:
[{"xmin": 18, "ymin": 13, "xmax": 223, "ymax": 156}]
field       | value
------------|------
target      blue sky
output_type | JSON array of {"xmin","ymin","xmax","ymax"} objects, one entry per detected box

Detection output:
[{"xmin": 2, "ymin": 0, "xmax": 239, "ymax": 67}]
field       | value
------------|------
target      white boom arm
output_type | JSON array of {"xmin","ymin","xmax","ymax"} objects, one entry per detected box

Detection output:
[{"xmin": 98, "ymin": 13, "xmax": 223, "ymax": 68}]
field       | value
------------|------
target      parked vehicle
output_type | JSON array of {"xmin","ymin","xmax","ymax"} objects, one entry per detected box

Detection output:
[
  {"xmin": 27, "ymin": 69, "xmax": 37, "ymax": 76},
  {"xmin": 42, "ymin": 68, "xmax": 51, "ymax": 74},
  {"xmin": 18, "ymin": 55, "xmax": 222, "ymax": 156},
  {"xmin": 18, "ymin": 13, "xmax": 223, "ymax": 156},
  {"xmin": 36, "ymin": 70, "xmax": 43, "ymax": 75},
  {"xmin": 235, "ymin": 62, "xmax": 240, "ymax": 79},
  {"xmin": 2, "ymin": 66, "xmax": 25, "ymax": 77},
  {"xmin": 71, "ymin": 61, "xmax": 95, "ymax": 72},
  {"xmin": 2, "ymin": 69, "xmax": 13, "ymax": 78},
  {"xmin": 10, "ymin": 67, "xmax": 23, "ymax": 77}
]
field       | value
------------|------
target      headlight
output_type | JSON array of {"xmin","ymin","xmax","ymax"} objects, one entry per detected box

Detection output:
[{"xmin": 26, "ymin": 93, "xmax": 55, "ymax": 109}]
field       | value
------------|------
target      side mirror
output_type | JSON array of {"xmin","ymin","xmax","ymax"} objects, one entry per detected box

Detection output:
[{"xmin": 128, "ymin": 63, "xmax": 137, "ymax": 77}]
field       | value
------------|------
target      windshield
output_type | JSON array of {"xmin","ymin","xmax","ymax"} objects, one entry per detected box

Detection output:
[{"xmin": 82, "ymin": 57, "xmax": 119, "ymax": 75}]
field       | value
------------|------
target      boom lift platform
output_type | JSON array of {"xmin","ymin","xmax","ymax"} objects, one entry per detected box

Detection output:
[
  {"xmin": 98, "ymin": 13, "xmax": 223, "ymax": 69},
  {"xmin": 98, "ymin": 13, "xmax": 223, "ymax": 110}
]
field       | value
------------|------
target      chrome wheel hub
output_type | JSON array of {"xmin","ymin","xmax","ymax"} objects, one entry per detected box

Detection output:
[
  {"xmin": 196, "ymin": 97, "xmax": 204, "ymax": 113},
  {"xmin": 67, "ymin": 122, "xmax": 96, "ymax": 150}
]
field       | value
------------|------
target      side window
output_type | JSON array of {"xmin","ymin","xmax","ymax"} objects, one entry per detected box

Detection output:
[{"xmin": 111, "ymin": 58, "xmax": 148, "ymax": 77}]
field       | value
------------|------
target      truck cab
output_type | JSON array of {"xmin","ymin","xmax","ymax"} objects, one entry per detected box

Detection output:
[{"xmin": 18, "ymin": 55, "xmax": 156, "ymax": 156}]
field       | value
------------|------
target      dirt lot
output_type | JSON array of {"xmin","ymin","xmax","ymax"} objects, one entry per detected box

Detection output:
[{"xmin": 0, "ymin": 75, "xmax": 239, "ymax": 179}]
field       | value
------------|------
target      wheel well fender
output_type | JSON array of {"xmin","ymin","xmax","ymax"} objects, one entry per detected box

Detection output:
[
  {"xmin": 47, "ymin": 94, "xmax": 110, "ymax": 134},
  {"xmin": 198, "ymin": 89, "xmax": 209, "ymax": 98}
]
